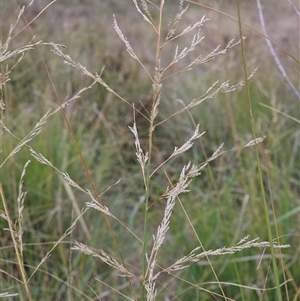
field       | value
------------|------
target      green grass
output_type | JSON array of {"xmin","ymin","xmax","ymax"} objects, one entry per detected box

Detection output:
[{"xmin": 1, "ymin": 1, "xmax": 299, "ymax": 300}]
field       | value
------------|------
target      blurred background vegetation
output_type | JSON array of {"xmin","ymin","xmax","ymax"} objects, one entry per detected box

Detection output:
[{"xmin": 1, "ymin": 0, "xmax": 299, "ymax": 300}]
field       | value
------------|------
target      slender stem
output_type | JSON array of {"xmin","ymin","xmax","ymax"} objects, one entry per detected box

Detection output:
[
  {"xmin": 141, "ymin": 1, "xmax": 165, "ymax": 299},
  {"xmin": 0, "ymin": 185, "xmax": 33, "ymax": 301},
  {"xmin": 236, "ymin": 1, "xmax": 282, "ymax": 300}
]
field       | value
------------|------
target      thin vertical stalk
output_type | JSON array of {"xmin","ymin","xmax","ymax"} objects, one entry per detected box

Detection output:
[
  {"xmin": 236, "ymin": 1, "xmax": 282, "ymax": 300},
  {"xmin": 0, "ymin": 185, "xmax": 33, "ymax": 301},
  {"xmin": 141, "ymin": 1, "xmax": 165, "ymax": 299}
]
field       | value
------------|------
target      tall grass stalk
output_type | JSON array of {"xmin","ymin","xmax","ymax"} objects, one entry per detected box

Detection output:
[
  {"xmin": 236, "ymin": 1, "xmax": 284, "ymax": 300},
  {"xmin": 0, "ymin": 164, "xmax": 32, "ymax": 301}
]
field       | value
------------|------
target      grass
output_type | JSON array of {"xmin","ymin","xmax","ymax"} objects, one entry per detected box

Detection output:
[{"xmin": 1, "ymin": 0, "xmax": 299, "ymax": 300}]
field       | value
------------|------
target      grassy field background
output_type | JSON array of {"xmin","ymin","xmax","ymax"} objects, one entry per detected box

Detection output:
[{"xmin": 1, "ymin": 0, "xmax": 299, "ymax": 300}]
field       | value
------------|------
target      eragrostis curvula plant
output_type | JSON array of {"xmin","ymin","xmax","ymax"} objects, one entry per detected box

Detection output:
[
  {"xmin": 1, "ymin": 1, "xmax": 294, "ymax": 300},
  {"xmin": 49, "ymin": 1, "xmax": 289, "ymax": 300}
]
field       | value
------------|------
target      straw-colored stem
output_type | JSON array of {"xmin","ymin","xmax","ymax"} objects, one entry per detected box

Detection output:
[{"xmin": 0, "ymin": 185, "xmax": 33, "ymax": 301}]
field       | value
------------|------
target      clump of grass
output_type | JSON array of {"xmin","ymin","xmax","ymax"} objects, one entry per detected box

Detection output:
[{"xmin": 1, "ymin": 1, "xmax": 298, "ymax": 300}]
